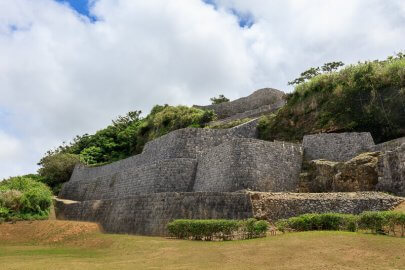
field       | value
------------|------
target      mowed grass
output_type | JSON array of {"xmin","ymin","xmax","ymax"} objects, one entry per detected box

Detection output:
[{"xmin": 0, "ymin": 220, "xmax": 404, "ymax": 270}]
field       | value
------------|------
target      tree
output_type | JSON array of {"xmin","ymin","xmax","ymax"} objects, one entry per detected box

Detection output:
[
  {"xmin": 321, "ymin": 61, "xmax": 344, "ymax": 73},
  {"xmin": 37, "ymin": 153, "xmax": 80, "ymax": 194},
  {"xmin": 210, "ymin": 94, "xmax": 230, "ymax": 105},
  {"xmin": 288, "ymin": 67, "xmax": 320, "ymax": 85},
  {"xmin": 288, "ymin": 62, "xmax": 345, "ymax": 86}
]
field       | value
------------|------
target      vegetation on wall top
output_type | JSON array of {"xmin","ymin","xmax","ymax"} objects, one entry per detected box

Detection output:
[
  {"xmin": 37, "ymin": 105, "xmax": 215, "ymax": 193},
  {"xmin": 259, "ymin": 53, "xmax": 405, "ymax": 143}
]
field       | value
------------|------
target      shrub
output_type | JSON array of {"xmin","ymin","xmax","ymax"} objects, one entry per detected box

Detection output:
[
  {"xmin": 167, "ymin": 219, "xmax": 268, "ymax": 241},
  {"xmin": 0, "ymin": 176, "xmax": 53, "ymax": 221},
  {"xmin": 38, "ymin": 153, "xmax": 80, "ymax": 194},
  {"xmin": 276, "ymin": 213, "xmax": 358, "ymax": 232},
  {"xmin": 276, "ymin": 211, "xmax": 405, "ymax": 237}
]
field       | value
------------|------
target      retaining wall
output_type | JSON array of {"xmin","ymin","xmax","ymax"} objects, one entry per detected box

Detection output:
[
  {"xmin": 59, "ymin": 159, "xmax": 198, "ymax": 201},
  {"xmin": 250, "ymin": 192, "xmax": 404, "ymax": 221},
  {"xmin": 302, "ymin": 132, "xmax": 375, "ymax": 161},
  {"xmin": 55, "ymin": 192, "xmax": 404, "ymax": 235},
  {"xmin": 55, "ymin": 192, "xmax": 253, "ymax": 235},
  {"xmin": 377, "ymin": 143, "xmax": 405, "ymax": 196},
  {"xmin": 194, "ymin": 139, "xmax": 303, "ymax": 192}
]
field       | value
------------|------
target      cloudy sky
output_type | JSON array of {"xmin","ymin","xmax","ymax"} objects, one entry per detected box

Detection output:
[{"xmin": 0, "ymin": 0, "xmax": 404, "ymax": 179}]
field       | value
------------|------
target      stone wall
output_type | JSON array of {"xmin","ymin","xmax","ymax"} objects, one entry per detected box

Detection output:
[
  {"xmin": 250, "ymin": 192, "xmax": 404, "ymax": 221},
  {"xmin": 142, "ymin": 127, "xmax": 256, "ymax": 160},
  {"xmin": 302, "ymin": 132, "xmax": 375, "ymax": 161},
  {"xmin": 55, "ymin": 191, "xmax": 404, "ymax": 235},
  {"xmin": 55, "ymin": 192, "xmax": 253, "ymax": 235},
  {"xmin": 377, "ymin": 143, "xmax": 405, "ymax": 196},
  {"xmin": 194, "ymin": 88, "xmax": 285, "ymax": 119},
  {"xmin": 194, "ymin": 139, "xmax": 303, "ymax": 192},
  {"xmin": 374, "ymin": 136, "xmax": 405, "ymax": 152},
  {"xmin": 59, "ymin": 159, "xmax": 198, "ymax": 201}
]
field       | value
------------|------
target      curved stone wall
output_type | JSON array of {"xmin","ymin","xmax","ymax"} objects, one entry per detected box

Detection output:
[
  {"xmin": 194, "ymin": 88, "xmax": 285, "ymax": 119},
  {"xmin": 59, "ymin": 159, "xmax": 197, "ymax": 201},
  {"xmin": 194, "ymin": 139, "xmax": 303, "ymax": 192}
]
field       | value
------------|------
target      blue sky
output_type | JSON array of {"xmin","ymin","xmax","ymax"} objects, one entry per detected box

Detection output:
[
  {"xmin": 55, "ymin": 0, "xmax": 97, "ymax": 21},
  {"xmin": 56, "ymin": 0, "xmax": 254, "ymax": 27}
]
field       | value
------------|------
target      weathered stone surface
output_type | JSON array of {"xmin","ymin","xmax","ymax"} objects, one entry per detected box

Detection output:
[
  {"xmin": 194, "ymin": 139, "xmax": 302, "ymax": 192},
  {"xmin": 194, "ymin": 88, "xmax": 285, "ymax": 119},
  {"xmin": 60, "ymin": 158, "xmax": 198, "ymax": 201},
  {"xmin": 250, "ymin": 192, "xmax": 404, "ymax": 222},
  {"xmin": 373, "ymin": 136, "xmax": 405, "ymax": 152},
  {"xmin": 299, "ymin": 152, "xmax": 380, "ymax": 193},
  {"xmin": 55, "ymin": 192, "xmax": 404, "ymax": 235},
  {"xmin": 377, "ymin": 143, "xmax": 405, "ymax": 196},
  {"xmin": 55, "ymin": 192, "xmax": 253, "ymax": 236},
  {"xmin": 303, "ymin": 132, "xmax": 375, "ymax": 162}
]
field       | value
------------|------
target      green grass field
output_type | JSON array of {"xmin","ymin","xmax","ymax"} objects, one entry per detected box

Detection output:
[{"xmin": 0, "ymin": 220, "xmax": 404, "ymax": 270}]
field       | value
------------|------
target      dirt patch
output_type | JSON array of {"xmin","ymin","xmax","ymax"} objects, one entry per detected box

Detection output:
[
  {"xmin": 0, "ymin": 220, "xmax": 104, "ymax": 246},
  {"xmin": 393, "ymin": 201, "xmax": 405, "ymax": 213}
]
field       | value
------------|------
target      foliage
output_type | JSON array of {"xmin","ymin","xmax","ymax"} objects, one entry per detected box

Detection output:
[
  {"xmin": 0, "ymin": 176, "xmax": 53, "ymax": 221},
  {"xmin": 38, "ymin": 153, "xmax": 81, "ymax": 194},
  {"xmin": 167, "ymin": 218, "xmax": 268, "ymax": 241},
  {"xmin": 276, "ymin": 211, "xmax": 405, "ymax": 237},
  {"xmin": 38, "ymin": 105, "xmax": 215, "ymax": 190},
  {"xmin": 210, "ymin": 94, "xmax": 230, "ymax": 104},
  {"xmin": 275, "ymin": 213, "xmax": 358, "ymax": 232},
  {"xmin": 260, "ymin": 54, "xmax": 405, "ymax": 143},
  {"xmin": 288, "ymin": 62, "xmax": 345, "ymax": 86}
]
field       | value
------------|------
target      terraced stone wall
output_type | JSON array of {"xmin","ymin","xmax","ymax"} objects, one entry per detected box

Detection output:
[
  {"xmin": 302, "ymin": 132, "xmax": 375, "ymax": 162},
  {"xmin": 194, "ymin": 139, "xmax": 303, "ymax": 192},
  {"xmin": 60, "ymin": 159, "xmax": 198, "ymax": 201}
]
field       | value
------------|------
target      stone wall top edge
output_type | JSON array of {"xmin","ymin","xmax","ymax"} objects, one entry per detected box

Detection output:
[{"xmin": 248, "ymin": 191, "xmax": 403, "ymax": 199}]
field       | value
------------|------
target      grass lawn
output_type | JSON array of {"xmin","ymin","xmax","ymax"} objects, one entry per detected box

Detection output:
[{"xmin": 0, "ymin": 220, "xmax": 404, "ymax": 270}]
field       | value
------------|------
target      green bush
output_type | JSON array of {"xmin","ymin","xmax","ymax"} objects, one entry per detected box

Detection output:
[
  {"xmin": 359, "ymin": 211, "xmax": 405, "ymax": 236},
  {"xmin": 276, "ymin": 211, "xmax": 405, "ymax": 237},
  {"xmin": 276, "ymin": 213, "xmax": 358, "ymax": 232},
  {"xmin": 167, "ymin": 219, "xmax": 268, "ymax": 241},
  {"xmin": 0, "ymin": 176, "xmax": 53, "ymax": 221}
]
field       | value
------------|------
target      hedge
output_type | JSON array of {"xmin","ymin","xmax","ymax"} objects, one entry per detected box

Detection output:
[
  {"xmin": 167, "ymin": 218, "xmax": 268, "ymax": 240},
  {"xmin": 276, "ymin": 211, "xmax": 405, "ymax": 237}
]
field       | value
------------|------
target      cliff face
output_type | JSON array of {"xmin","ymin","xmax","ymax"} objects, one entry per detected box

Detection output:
[{"xmin": 299, "ymin": 152, "xmax": 380, "ymax": 193}]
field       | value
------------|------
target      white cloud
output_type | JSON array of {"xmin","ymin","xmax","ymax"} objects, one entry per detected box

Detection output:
[{"xmin": 0, "ymin": 0, "xmax": 404, "ymax": 178}]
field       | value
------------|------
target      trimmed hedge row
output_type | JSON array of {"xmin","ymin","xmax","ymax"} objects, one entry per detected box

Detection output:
[
  {"xmin": 167, "ymin": 218, "xmax": 268, "ymax": 240},
  {"xmin": 276, "ymin": 211, "xmax": 405, "ymax": 237}
]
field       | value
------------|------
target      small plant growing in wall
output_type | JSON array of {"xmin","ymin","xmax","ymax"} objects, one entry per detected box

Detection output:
[{"xmin": 210, "ymin": 94, "xmax": 230, "ymax": 105}]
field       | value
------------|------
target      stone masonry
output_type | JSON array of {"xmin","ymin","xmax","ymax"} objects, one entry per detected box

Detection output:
[{"xmin": 56, "ymin": 89, "xmax": 405, "ymax": 236}]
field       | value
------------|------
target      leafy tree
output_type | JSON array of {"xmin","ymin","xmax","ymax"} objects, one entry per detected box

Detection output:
[
  {"xmin": 321, "ymin": 61, "xmax": 344, "ymax": 73},
  {"xmin": 210, "ymin": 94, "xmax": 230, "ymax": 104},
  {"xmin": 288, "ymin": 62, "xmax": 345, "ymax": 85},
  {"xmin": 37, "ymin": 153, "xmax": 80, "ymax": 194}
]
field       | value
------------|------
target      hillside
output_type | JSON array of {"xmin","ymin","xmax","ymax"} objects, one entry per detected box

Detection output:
[{"xmin": 258, "ymin": 55, "xmax": 405, "ymax": 143}]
